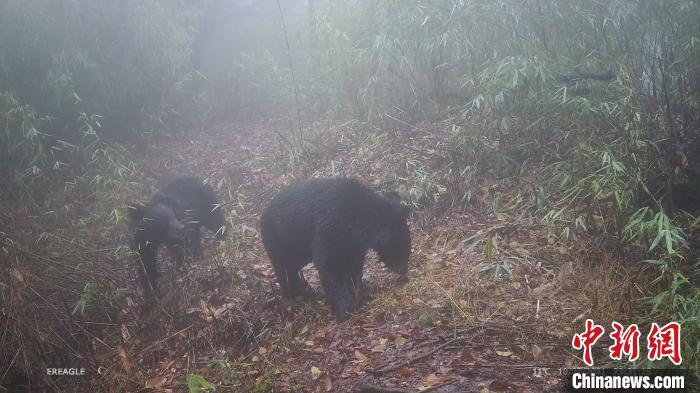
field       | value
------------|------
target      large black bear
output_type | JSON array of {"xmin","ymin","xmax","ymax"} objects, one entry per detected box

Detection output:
[
  {"xmin": 128, "ymin": 176, "xmax": 229, "ymax": 298},
  {"xmin": 260, "ymin": 177, "xmax": 411, "ymax": 320}
]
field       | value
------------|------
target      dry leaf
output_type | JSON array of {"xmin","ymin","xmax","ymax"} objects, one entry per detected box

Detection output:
[
  {"xmin": 461, "ymin": 351, "xmax": 477, "ymax": 363},
  {"xmin": 310, "ymin": 366, "xmax": 322, "ymax": 380},
  {"xmin": 161, "ymin": 359, "xmax": 177, "ymax": 372},
  {"xmin": 495, "ymin": 350, "xmax": 513, "ymax": 357},
  {"xmin": 396, "ymin": 368, "xmax": 415, "ymax": 378},
  {"xmin": 120, "ymin": 324, "xmax": 131, "ymax": 342},
  {"xmin": 371, "ymin": 345, "xmax": 386, "ymax": 353},
  {"xmin": 117, "ymin": 344, "xmax": 133, "ymax": 376},
  {"xmin": 532, "ymin": 282, "xmax": 558, "ymax": 298},
  {"xmin": 489, "ymin": 379, "xmax": 514, "ymax": 391},
  {"xmin": 145, "ymin": 376, "xmax": 167, "ymax": 388},
  {"xmin": 354, "ymin": 350, "xmax": 368, "ymax": 363},
  {"xmin": 531, "ymin": 344, "xmax": 544, "ymax": 361},
  {"xmin": 418, "ymin": 373, "xmax": 440, "ymax": 390}
]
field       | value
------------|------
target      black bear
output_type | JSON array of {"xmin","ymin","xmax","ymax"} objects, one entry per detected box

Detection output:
[
  {"xmin": 128, "ymin": 176, "xmax": 229, "ymax": 298},
  {"xmin": 260, "ymin": 177, "xmax": 411, "ymax": 320}
]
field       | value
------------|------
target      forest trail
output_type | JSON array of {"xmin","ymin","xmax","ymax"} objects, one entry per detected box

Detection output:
[{"xmin": 108, "ymin": 122, "xmax": 632, "ymax": 393}]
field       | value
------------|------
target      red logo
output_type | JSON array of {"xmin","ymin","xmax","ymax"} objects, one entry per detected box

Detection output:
[
  {"xmin": 572, "ymin": 319, "xmax": 605, "ymax": 366},
  {"xmin": 609, "ymin": 322, "xmax": 641, "ymax": 361},
  {"xmin": 572, "ymin": 320, "xmax": 682, "ymax": 366},
  {"xmin": 647, "ymin": 322, "xmax": 682, "ymax": 365}
]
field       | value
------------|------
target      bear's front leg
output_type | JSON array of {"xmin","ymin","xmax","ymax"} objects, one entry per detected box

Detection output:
[
  {"xmin": 313, "ymin": 240, "xmax": 353, "ymax": 321},
  {"xmin": 133, "ymin": 240, "xmax": 160, "ymax": 298}
]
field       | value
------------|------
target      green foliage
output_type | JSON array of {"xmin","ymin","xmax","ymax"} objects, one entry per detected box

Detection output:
[
  {"xmin": 624, "ymin": 209, "xmax": 687, "ymax": 263},
  {"xmin": 398, "ymin": 159, "xmax": 443, "ymax": 209},
  {"xmin": 643, "ymin": 270, "xmax": 700, "ymax": 374},
  {"xmin": 0, "ymin": 92, "xmax": 53, "ymax": 194},
  {"xmin": 252, "ymin": 371, "xmax": 275, "ymax": 393},
  {"xmin": 185, "ymin": 373, "xmax": 216, "ymax": 393}
]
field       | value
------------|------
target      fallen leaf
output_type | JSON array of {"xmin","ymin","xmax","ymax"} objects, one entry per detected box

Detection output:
[
  {"xmin": 355, "ymin": 350, "xmax": 368, "ymax": 363},
  {"xmin": 311, "ymin": 366, "xmax": 322, "ymax": 380},
  {"xmin": 120, "ymin": 325, "xmax": 131, "ymax": 342},
  {"xmin": 145, "ymin": 376, "xmax": 167, "ymax": 388},
  {"xmin": 161, "ymin": 359, "xmax": 176, "ymax": 372},
  {"xmin": 531, "ymin": 344, "xmax": 544, "ymax": 361},
  {"xmin": 371, "ymin": 345, "xmax": 386, "ymax": 353},
  {"xmin": 495, "ymin": 350, "xmax": 513, "ymax": 357},
  {"xmin": 489, "ymin": 379, "xmax": 514, "ymax": 391},
  {"xmin": 461, "ymin": 351, "xmax": 477, "ymax": 363},
  {"xmin": 418, "ymin": 373, "xmax": 440, "ymax": 390},
  {"xmin": 394, "ymin": 337, "xmax": 407, "ymax": 346},
  {"xmin": 10, "ymin": 269, "xmax": 24, "ymax": 283},
  {"xmin": 396, "ymin": 368, "xmax": 415, "ymax": 378},
  {"xmin": 532, "ymin": 282, "xmax": 558, "ymax": 298},
  {"xmin": 418, "ymin": 313, "xmax": 438, "ymax": 327},
  {"xmin": 116, "ymin": 344, "xmax": 132, "ymax": 376},
  {"xmin": 213, "ymin": 303, "xmax": 233, "ymax": 318}
]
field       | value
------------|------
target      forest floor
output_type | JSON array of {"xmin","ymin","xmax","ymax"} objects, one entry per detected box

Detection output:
[
  {"xmin": 3, "ymin": 121, "xmax": 651, "ymax": 392},
  {"xmin": 99, "ymin": 121, "xmax": 649, "ymax": 393}
]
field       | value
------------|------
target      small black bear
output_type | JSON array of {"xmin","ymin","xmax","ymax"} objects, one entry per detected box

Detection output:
[
  {"xmin": 128, "ymin": 176, "xmax": 229, "ymax": 298},
  {"xmin": 260, "ymin": 177, "xmax": 411, "ymax": 320}
]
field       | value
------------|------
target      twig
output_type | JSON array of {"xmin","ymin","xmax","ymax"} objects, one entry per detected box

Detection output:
[
  {"xmin": 369, "ymin": 336, "xmax": 467, "ymax": 376},
  {"xmin": 355, "ymin": 379, "xmax": 456, "ymax": 393},
  {"xmin": 136, "ymin": 325, "xmax": 192, "ymax": 355},
  {"xmin": 354, "ymin": 384, "xmax": 415, "ymax": 393},
  {"xmin": 420, "ymin": 379, "xmax": 457, "ymax": 392}
]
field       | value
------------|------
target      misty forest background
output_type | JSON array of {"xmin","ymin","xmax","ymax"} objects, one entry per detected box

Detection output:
[{"xmin": 0, "ymin": 1, "xmax": 699, "ymax": 392}]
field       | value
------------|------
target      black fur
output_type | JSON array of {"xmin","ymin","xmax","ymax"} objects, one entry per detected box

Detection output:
[
  {"xmin": 260, "ymin": 177, "xmax": 411, "ymax": 320},
  {"xmin": 128, "ymin": 176, "xmax": 229, "ymax": 297},
  {"xmin": 639, "ymin": 178, "xmax": 700, "ymax": 214}
]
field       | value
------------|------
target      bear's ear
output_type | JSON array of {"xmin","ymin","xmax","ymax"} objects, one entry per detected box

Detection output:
[{"xmin": 127, "ymin": 204, "xmax": 144, "ymax": 223}]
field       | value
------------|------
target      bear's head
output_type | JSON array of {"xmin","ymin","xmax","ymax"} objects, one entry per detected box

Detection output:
[
  {"xmin": 128, "ymin": 203, "xmax": 185, "ymax": 244},
  {"xmin": 375, "ymin": 192, "xmax": 411, "ymax": 276}
]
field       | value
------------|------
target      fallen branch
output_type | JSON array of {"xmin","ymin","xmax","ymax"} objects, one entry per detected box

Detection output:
[
  {"xmin": 368, "ymin": 336, "xmax": 467, "ymax": 376},
  {"xmin": 369, "ymin": 325, "xmax": 487, "ymax": 376},
  {"xmin": 355, "ymin": 378, "xmax": 457, "ymax": 393},
  {"xmin": 354, "ymin": 384, "xmax": 415, "ymax": 393}
]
